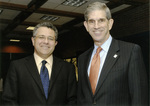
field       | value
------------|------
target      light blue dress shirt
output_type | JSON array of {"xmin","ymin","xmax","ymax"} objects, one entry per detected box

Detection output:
[{"xmin": 88, "ymin": 36, "xmax": 112, "ymax": 87}]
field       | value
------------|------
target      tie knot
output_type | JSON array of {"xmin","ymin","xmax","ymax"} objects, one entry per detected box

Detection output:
[
  {"xmin": 42, "ymin": 60, "xmax": 47, "ymax": 65},
  {"xmin": 96, "ymin": 47, "xmax": 102, "ymax": 54}
]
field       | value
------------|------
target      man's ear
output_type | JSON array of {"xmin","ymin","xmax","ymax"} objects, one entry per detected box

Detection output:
[
  {"xmin": 55, "ymin": 41, "xmax": 58, "ymax": 46},
  {"xmin": 109, "ymin": 19, "xmax": 114, "ymax": 30},
  {"xmin": 31, "ymin": 37, "xmax": 34, "ymax": 46},
  {"xmin": 83, "ymin": 21, "xmax": 89, "ymax": 32}
]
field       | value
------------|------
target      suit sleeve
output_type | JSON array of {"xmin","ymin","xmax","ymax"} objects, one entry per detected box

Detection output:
[
  {"xmin": 77, "ymin": 56, "xmax": 82, "ymax": 104},
  {"xmin": 2, "ymin": 61, "xmax": 19, "ymax": 105},
  {"xmin": 128, "ymin": 44, "xmax": 148, "ymax": 106},
  {"xmin": 66, "ymin": 63, "xmax": 77, "ymax": 105}
]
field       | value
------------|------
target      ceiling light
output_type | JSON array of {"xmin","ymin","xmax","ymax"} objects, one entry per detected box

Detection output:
[
  {"xmin": 26, "ymin": 26, "xmax": 35, "ymax": 30},
  {"xmin": 10, "ymin": 39, "xmax": 20, "ymax": 42},
  {"xmin": 40, "ymin": 15, "xmax": 59, "ymax": 21},
  {"xmin": 62, "ymin": 0, "xmax": 87, "ymax": 7},
  {"xmin": 111, "ymin": 4, "xmax": 131, "ymax": 14}
]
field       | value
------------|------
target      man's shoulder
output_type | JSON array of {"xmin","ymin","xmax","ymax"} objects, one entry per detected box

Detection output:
[
  {"xmin": 11, "ymin": 55, "xmax": 33, "ymax": 63},
  {"xmin": 115, "ymin": 39, "xmax": 140, "ymax": 48},
  {"xmin": 113, "ymin": 39, "xmax": 141, "ymax": 53},
  {"xmin": 53, "ymin": 56, "xmax": 74, "ymax": 66},
  {"xmin": 78, "ymin": 47, "xmax": 93, "ymax": 59}
]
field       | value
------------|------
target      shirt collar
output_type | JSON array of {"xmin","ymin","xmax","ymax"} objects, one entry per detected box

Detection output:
[
  {"xmin": 94, "ymin": 35, "xmax": 112, "ymax": 53},
  {"xmin": 34, "ymin": 53, "xmax": 53, "ymax": 66}
]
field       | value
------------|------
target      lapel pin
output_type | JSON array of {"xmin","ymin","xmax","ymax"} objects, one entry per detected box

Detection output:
[{"xmin": 113, "ymin": 54, "xmax": 118, "ymax": 58}]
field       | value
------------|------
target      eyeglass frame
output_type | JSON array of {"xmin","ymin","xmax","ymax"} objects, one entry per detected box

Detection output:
[{"xmin": 33, "ymin": 35, "xmax": 56, "ymax": 41}]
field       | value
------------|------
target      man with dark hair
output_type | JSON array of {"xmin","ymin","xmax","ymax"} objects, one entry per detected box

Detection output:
[{"xmin": 2, "ymin": 22, "xmax": 77, "ymax": 105}]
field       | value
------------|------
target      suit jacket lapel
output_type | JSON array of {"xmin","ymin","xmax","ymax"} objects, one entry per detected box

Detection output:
[
  {"xmin": 95, "ymin": 39, "xmax": 120, "ymax": 95},
  {"xmin": 25, "ymin": 55, "xmax": 44, "ymax": 93},
  {"xmin": 82, "ymin": 47, "xmax": 95, "ymax": 95},
  {"xmin": 49, "ymin": 56, "xmax": 62, "ymax": 92}
]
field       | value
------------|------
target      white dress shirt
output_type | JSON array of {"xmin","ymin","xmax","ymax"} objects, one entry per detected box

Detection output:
[
  {"xmin": 88, "ymin": 36, "xmax": 112, "ymax": 86},
  {"xmin": 34, "ymin": 53, "xmax": 53, "ymax": 79}
]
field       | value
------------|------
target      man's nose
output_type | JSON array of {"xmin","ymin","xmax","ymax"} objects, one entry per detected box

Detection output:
[
  {"xmin": 43, "ymin": 37, "xmax": 49, "ymax": 43},
  {"xmin": 94, "ymin": 21, "xmax": 99, "ymax": 28}
]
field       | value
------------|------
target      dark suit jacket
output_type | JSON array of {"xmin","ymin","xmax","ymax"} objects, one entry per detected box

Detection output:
[
  {"xmin": 2, "ymin": 55, "xmax": 77, "ymax": 105},
  {"xmin": 77, "ymin": 38, "xmax": 148, "ymax": 106}
]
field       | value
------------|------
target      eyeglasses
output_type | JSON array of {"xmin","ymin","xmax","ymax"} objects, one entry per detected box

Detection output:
[{"xmin": 34, "ymin": 35, "xmax": 55, "ymax": 41}]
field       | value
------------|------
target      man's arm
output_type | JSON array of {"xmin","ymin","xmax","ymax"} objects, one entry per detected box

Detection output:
[
  {"xmin": 67, "ymin": 63, "xmax": 77, "ymax": 105},
  {"xmin": 2, "ymin": 61, "xmax": 19, "ymax": 105},
  {"xmin": 128, "ymin": 44, "xmax": 148, "ymax": 106}
]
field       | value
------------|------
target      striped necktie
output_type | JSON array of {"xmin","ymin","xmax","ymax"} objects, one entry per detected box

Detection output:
[{"xmin": 89, "ymin": 47, "xmax": 102, "ymax": 94}]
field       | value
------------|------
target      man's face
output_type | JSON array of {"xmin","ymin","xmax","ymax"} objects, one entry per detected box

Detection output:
[
  {"xmin": 84, "ymin": 10, "xmax": 113, "ymax": 46},
  {"xmin": 31, "ymin": 27, "xmax": 57, "ymax": 59}
]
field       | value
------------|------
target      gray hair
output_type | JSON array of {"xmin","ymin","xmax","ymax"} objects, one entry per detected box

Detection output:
[
  {"xmin": 33, "ymin": 22, "xmax": 58, "ymax": 40},
  {"xmin": 84, "ymin": 2, "xmax": 112, "ymax": 21}
]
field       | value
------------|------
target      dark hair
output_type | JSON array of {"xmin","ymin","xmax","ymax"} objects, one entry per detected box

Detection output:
[{"xmin": 33, "ymin": 22, "xmax": 58, "ymax": 40}]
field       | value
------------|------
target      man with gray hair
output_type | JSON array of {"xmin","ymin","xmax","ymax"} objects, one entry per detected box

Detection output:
[{"xmin": 77, "ymin": 2, "xmax": 148, "ymax": 106}]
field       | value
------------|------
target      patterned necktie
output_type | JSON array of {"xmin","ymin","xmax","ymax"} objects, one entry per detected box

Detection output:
[
  {"xmin": 40, "ymin": 60, "xmax": 49, "ymax": 99},
  {"xmin": 89, "ymin": 47, "xmax": 102, "ymax": 94}
]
